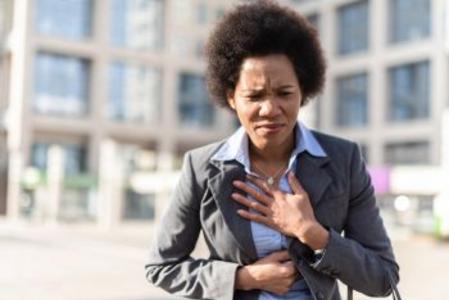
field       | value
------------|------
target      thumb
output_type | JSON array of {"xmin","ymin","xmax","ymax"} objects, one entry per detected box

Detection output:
[{"xmin": 288, "ymin": 171, "xmax": 305, "ymax": 195}]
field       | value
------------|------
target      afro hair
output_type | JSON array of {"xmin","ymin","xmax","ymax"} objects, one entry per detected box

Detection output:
[{"xmin": 205, "ymin": 0, "xmax": 326, "ymax": 110}]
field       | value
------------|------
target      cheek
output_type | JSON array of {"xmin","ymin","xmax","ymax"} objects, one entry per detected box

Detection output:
[
  {"xmin": 235, "ymin": 103, "xmax": 259, "ymax": 122},
  {"xmin": 285, "ymin": 98, "xmax": 301, "ymax": 117}
]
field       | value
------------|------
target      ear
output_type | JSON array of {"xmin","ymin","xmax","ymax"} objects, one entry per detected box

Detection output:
[{"xmin": 226, "ymin": 90, "xmax": 236, "ymax": 110}]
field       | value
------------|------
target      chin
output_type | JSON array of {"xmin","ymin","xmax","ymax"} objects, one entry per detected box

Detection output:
[{"xmin": 259, "ymin": 135, "xmax": 286, "ymax": 149}]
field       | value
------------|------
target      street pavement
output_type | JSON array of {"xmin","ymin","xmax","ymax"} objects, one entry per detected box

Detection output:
[{"xmin": 0, "ymin": 218, "xmax": 448, "ymax": 300}]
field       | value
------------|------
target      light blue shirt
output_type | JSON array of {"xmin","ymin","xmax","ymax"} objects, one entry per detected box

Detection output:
[{"xmin": 212, "ymin": 121, "xmax": 327, "ymax": 300}]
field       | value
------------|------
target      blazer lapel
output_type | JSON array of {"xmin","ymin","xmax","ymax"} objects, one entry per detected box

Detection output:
[
  {"xmin": 295, "ymin": 152, "xmax": 332, "ymax": 207},
  {"xmin": 208, "ymin": 160, "xmax": 258, "ymax": 262}
]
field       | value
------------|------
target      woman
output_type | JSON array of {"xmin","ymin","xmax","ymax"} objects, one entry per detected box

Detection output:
[{"xmin": 145, "ymin": 1, "xmax": 399, "ymax": 300}]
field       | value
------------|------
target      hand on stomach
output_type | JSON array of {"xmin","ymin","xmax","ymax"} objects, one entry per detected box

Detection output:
[{"xmin": 235, "ymin": 250, "xmax": 302, "ymax": 295}]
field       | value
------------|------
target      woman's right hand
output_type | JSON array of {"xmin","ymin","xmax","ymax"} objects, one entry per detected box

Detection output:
[{"xmin": 235, "ymin": 250, "xmax": 299, "ymax": 295}]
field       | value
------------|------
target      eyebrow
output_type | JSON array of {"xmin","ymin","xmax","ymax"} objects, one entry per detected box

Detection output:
[
  {"xmin": 241, "ymin": 88, "xmax": 265, "ymax": 93},
  {"xmin": 241, "ymin": 85, "xmax": 295, "ymax": 93},
  {"xmin": 276, "ymin": 84, "xmax": 296, "ymax": 89}
]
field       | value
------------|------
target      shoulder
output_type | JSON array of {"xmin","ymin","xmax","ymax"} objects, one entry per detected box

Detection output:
[
  {"xmin": 182, "ymin": 140, "xmax": 227, "ymax": 177},
  {"xmin": 310, "ymin": 130, "xmax": 361, "ymax": 165},
  {"xmin": 311, "ymin": 130, "xmax": 357, "ymax": 152},
  {"xmin": 185, "ymin": 140, "xmax": 226, "ymax": 165},
  {"xmin": 179, "ymin": 140, "xmax": 227, "ymax": 190}
]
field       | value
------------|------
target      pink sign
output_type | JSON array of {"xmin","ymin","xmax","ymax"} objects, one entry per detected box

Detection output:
[{"xmin": 367, "ymin": 166, "xmax": 390, "ymax": 195}]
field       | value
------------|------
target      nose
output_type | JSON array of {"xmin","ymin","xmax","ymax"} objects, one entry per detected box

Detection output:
[{"xmin": 259, "ymin": 98, "xmax": 281, "ymax": 117}]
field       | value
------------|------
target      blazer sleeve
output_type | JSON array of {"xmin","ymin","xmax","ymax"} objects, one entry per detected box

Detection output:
[
  {"xmin": 144, "ymin": 152, "xmax": 240, "ymax": 300},
  {"xmin": 298, "ymin": 143, "xmax": 400, "ymax": 297}
]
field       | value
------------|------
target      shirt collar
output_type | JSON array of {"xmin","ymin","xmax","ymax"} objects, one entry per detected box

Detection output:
[{"xmin": 211, "ymin": 121, "xmax": 327, "ymax": 171}]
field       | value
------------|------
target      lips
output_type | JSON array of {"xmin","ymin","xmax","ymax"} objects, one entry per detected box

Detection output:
[{"xmin": 256, "ymin": 123, "xmax": 285, "ymax": 133}]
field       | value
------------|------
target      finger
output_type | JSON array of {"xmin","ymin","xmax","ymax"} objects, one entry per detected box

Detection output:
[
  {"xmin": 237, "ymin": 209, "xmax": 275, "ymax": 228},
  {"xmin": 233, "ymin": 180, "xmax": 273, "ymax": 205},
  {"xmin": 282, "ymin": 260, "xmax": 295, "ymax": 268},
  {"xmin": 266, "ymin": 250, "xmax": 290, "ymax": 262},
  {"xmin": 246, "ymin": 175, "xmax": 274, "ymax": 196},
  {"xmin": 288, "ymin": 171, "xmax": 306, "ymax": 195},
  {"xmin": 281, "ymin": 261, "xmax": 297, "ymax": 276},
  {"xmin": 231, "ymin": 193, "xmax": 271, "ymax": 216}
]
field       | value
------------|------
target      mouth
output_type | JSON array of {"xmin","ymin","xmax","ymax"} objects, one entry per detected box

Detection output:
[{"xmin": 256, "ymin": 123, "xmax": 286, "ymax": 134}]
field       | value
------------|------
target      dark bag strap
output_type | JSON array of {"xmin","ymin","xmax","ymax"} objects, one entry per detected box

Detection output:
[{"xmin": 347, "ymin": 270, "xmax": 401, "ymax": 300}]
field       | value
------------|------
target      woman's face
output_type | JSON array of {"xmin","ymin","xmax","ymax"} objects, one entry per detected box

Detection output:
[{"xmin": 227, "ymin": 54, "xmax": 302, "ymax": 151}]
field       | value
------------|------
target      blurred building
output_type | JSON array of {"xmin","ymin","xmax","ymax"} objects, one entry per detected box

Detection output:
[
  {"xmin": 0, "ymin": 0, "xmax": 239, "ymax": 226},
  {"xmin": 0, "ymin": 0, "xmax": 12, "ymax": 216},
  {"xmin": 298, "ymin": 0, "xmax": 448, "ymax": 167},
  {"xmin": 0, "ymin": 0, "xmax": 448, "ymax": 232},
  {"xmin": 295, "ymin": 0, "xmax": 449, "ymax": 235}
]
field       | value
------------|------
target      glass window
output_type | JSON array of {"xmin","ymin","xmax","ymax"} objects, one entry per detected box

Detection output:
[
  {"xmin": 388, "ymin": 61, "xmax": 430, "ymax": 121},
  {"xmin": 336, "ymin": 73, "xmax": 368, "ymax": 127},
  {"xmin": 215, "ymin": 7, "xmax": 225, "ymax": 20},
  {"xmin": 59, "ymin": 188, "xmax": 96, "ymax": 220},
  {"xmin": 178, "ymin": 73, "xmax": 215, "ymax": 127},
  {"xmin": 108, "ymin": 62, "xmax": 161, "ymax": 123},
  {"xmin": 385, "ymin": 142, "xmax": 430, "ymax": 165},
  {"xmin": 34, "ymin": 53, "xmax": 90, "ymax": 117},
  {"xmin": 196, "ymin": 2, "xmax": 208, "ymax": 24},
  {"xmin": 307, "ymin": 13, "xmax": 320, "ymax": 31},
  {"xmin": 0, "ymin": 0, "xmax": 6, "ymax": 39},
  {"xmin": 337, "ymin": 0, "xmax": 369, "ymax": 55},
  {"xmin": 1, "ymin": 0, "xmax": 13, "ymax": 37},
  {"xmin": 389, "ymin": 0, "xmax": 430, "ymax": 43},
  {"xmin": 122, "ymin": 189, "xmax": 155, "ymax": 220},
  {"xmin": 31, "ymin": 142, "xmax": 87, "ymax": 175},
  {"xmin": 117, "ymin": 143, "xmax": 157, "ymax": 175},
  {"xmin": 110, "ymin": 0, "xmax": 164, "ymax": 51},
  {"xmin": 36, "ymin": 0, "xmax": 92, "ymax": 40}
]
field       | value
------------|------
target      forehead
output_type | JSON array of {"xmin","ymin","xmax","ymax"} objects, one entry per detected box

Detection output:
[{"xmin": 237, "ymin": 54, "xmax": 298, "ymax": 89}]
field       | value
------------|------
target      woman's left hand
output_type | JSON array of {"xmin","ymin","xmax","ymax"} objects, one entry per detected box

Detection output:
[{"xmin": 231, "ymin": 171, "xmax": 329, "ymax": 250}]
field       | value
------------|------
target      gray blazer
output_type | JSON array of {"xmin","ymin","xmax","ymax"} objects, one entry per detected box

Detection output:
[{"xmin": 145, "ymin": 131, "xmax": 399, "ymax": 300}]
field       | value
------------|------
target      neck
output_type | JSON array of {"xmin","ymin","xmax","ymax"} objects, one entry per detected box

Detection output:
[{"xmin": 249, "ymin": 133, "xmax": 295, "ymax": 165}]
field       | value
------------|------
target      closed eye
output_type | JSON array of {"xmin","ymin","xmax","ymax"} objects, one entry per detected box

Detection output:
[
  {"xmin": 247, "ymin": 94, "xmax": 264, "ymax": 101},
  {"xmin": 278, "ymin": 91, "xmax": 293, "ymax": 97}
]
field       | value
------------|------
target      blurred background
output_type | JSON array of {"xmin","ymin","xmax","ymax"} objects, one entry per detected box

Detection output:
[{"xmin": 0, "ymin": 0, "xmax": 448, "ymax": 299}]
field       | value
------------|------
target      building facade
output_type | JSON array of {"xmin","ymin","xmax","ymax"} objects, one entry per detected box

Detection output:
[
  {"xmin": 295, "ymin": 0, "xmax": 449, "ymax": 236},
  {"xmin": 297, "ymin": 0, "xmax": 448, "ymax": 168},
  {"xmin": 1, "ymin": 0, "xmax": 448, "ymax": 231},
  {"xmin": 1, "ymin": 0, "xmax": 241, "ymax": 225}
]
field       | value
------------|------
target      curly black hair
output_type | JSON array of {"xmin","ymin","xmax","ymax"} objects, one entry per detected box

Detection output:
[{"xmin": 205, "ymin": 0, "xmax": 326, "ymax": 110}]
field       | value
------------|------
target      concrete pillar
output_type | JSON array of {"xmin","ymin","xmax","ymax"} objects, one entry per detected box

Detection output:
[
  {"xmin": 6, "ymin": 151, "xmax": 23, "ymax": 220},
  {"xmin": 157, "ymin": 137, "xmax": 175, "ymax": 171},
  {"xmin": 97, "ymin": 139, "xmax": 124, "ymax": 230},
  {"xmin": 6, "ymin": 0, "xmax": 33, "ymax": 222},
  {"xmin": 46, "ymin": 145, "xmax": 65, "ymax": 225}
]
